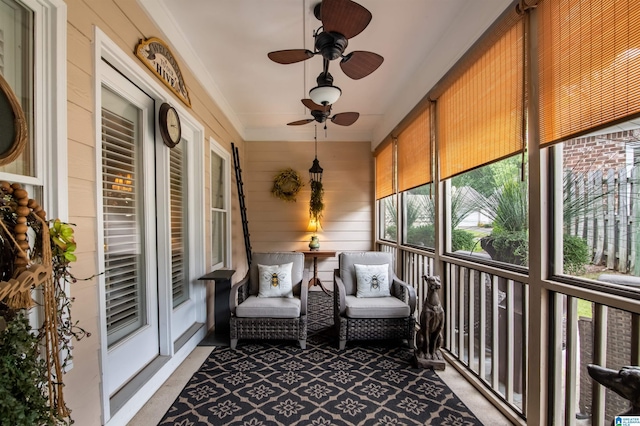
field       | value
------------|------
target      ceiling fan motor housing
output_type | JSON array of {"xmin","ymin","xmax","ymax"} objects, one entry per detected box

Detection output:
[
  {"xmin": 316, "ymin": 71, "xmax": 335, "ymax": 87},
  {"xmin": 314, "ymin": 31, "xmax": 348, "ymax": 61},
  {"xmin": 311, "ymin": 108, "xmax": 331, "ymax": 123}
]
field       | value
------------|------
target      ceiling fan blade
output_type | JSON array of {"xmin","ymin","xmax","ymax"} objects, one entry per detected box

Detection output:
[
  {"xmin": 301, "ymin": 98, "xmax": 326, "ymax": 111},
  {"xmin": 287, "ymin": 119, "xmax": 315, "ymax": 126},
  {"xmin": 320, "ymin": 0, "xmax": 372, "ymax": 39},
  {"xmin": 331, "ymin": 112, "xmax": 359, "ymax": 126},
  {"xmin": 268, "ymin": 49, "xmax": 315, "ymax": 64},
  {"xmin": 340, "ymin": 51, "xmax": 384, "ymax": 80}
]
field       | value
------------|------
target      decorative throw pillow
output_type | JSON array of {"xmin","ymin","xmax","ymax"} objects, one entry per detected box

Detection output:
[
  {"xmin": 257, "ymin": 262, "xmax": 294, "ymax": 298},
  {"xmin": 355, "ymin": 263, "xmax": 391, "ymax": 298}
]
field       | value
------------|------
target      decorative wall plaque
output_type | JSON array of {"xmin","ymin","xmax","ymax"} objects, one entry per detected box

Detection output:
[{"xmin": 135, "ymin": 37, "xmax": 191, "ymax": 107}]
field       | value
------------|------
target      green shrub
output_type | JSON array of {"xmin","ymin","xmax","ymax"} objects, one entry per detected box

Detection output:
[
  {"xmin": 404, "ymin": 225, "xmax": 475, "ymax": 252},
  {"xmin": 385, "ymin": 224, "xmax": 397, "ymax": 241},
  {"xmin": 406, "ymin": 224, "xmax": 434, "ymax": 247},
  {"xmin": 563, "ymin": 234, "xmax": 590, "ymax": 275},
  {"xmin": 452, "ymin": 229, "xmax": 476, "ymax": 252}
]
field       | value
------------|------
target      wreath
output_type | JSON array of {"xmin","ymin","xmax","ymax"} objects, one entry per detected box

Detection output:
[
  {"xmin": 0, "ymin": 73, "xmax": 28, "ymax": 166},
  {"xmin": 271, "ymin": 168, "xmax": 304, "ymax": 202}
]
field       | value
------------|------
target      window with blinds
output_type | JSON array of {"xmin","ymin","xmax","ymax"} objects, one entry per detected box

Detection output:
[
  {"xmin": 538, "ymin": 0, "xmax": 640, "ymax": 145},
  {"xmin": 170, "ymin": 143, "xmax": 188, "ymax": 307},
  {"xmin": 437, "ymin": 18, "xmax": 525, "ymax": 180},
  {"xmin": 101, "ymin": 88, "xmax": 146, "ymax": 347},
  {"xmin": 397, "ymin": 106, "xmax": 431, "ymax": 192}
]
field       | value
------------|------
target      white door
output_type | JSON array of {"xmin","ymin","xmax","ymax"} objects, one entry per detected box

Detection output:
[{"xmin": 99, "ymin": 65, "xmax": 159, "ymax": 396}]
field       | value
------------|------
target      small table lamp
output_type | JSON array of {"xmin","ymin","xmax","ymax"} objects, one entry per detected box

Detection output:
[{"xmin": 307, "ymin": 217, "xmax": 321, "ymax": 250}]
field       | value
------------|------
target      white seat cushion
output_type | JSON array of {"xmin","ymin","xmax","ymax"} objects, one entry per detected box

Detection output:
[
  {"xmin": 236, "ymin": 296, "xmax": 301, "ymax": 318},
  {"xmin": 344, "ymin": 295, "xmax": 410, "ymax": 319}
]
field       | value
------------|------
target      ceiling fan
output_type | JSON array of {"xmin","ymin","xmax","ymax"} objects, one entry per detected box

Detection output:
[
  {"xmin": 268, "ymin": 0, "xmax": 384, "ymax": 80},
  {"xmin": 287, "ymin": 98, "xmax": 359, "ymax": 127}
]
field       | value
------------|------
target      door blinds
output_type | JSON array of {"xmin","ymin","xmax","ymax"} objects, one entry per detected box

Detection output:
[
  {"xmin": 101, "ymin": 103, "xmax": 145, "ymax": 346},
  {"xmin": 170, "ymin": 144, "xmax": 188, "ymax": 307},
  {"xmin": 375, "ymin": 139, "xmax": 394, "ymax": 199},
  {"xmin": 538, "ymin": 0, "xmax": 640, "ymax": 145},
  {"xmin": 397, "ymin": 106, "xmax": 431, "ymax": 192},
  {"xmin": 438, "ymin": 18, "xmax": 525, "ymax": 180}
]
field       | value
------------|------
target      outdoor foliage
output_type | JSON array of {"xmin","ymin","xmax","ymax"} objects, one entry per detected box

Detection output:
[
  {"xmin": 481, "ymin": 230, "xmax": 529, "ymax": 266},
  {"xmin": 452, "ymin": 229, "xmax": 476, "ymax": 252},
  {"xmin": 383, "ymin": 153, "xmax": 594, "ymax": 274},
  {"xmin": 406, "ymin": 225, "xmax": 475, "ymax": 252},
  {"xmin": 451, "ymin": 156, "xmax": 522, "ymax": 198},
  {"xmin": 563, "ymin": 234, "xmax": 590, "ymax": 275},
  {"xmin": 474, "ymin": 178, "xmax": 529, "ymax": 266},
  {"xmin": 407, "ymin": 224, "xmax": 433, "ymax": 247},
  {"xmin": 485, "ymin": 180, "xmax": 528, "ymax": 233}
]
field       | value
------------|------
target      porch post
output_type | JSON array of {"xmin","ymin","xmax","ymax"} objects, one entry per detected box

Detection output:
[{"xmin": 526, "ymin": 6, "xmax": 550, "ymax": 425}]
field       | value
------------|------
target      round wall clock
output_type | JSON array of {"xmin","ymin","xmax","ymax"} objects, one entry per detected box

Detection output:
[
  {"xmin": 0, "ymin": 73, "xmax": 28, "ymax": 166},
  {"xmin": 159, "ymin": 102, "xmax": 181, "ymax": 148}
]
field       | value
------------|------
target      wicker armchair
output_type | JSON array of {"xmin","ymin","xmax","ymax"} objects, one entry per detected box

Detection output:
[
  {"xmin": 333, "ymin": 251, "xmax": 416, "ymax": 350},
  {"xmin": 229, "ymin": 252, "xmax": 308, "ymax": 349}
]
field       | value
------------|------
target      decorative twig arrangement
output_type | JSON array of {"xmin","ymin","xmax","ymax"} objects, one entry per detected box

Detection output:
[
  {"xmin": 0, "ymin": 181, "xmax": 89, "ymax": 424},
  {"xmin": 271, "ymin": 168, "xmax": 304, "ymax": 202}
]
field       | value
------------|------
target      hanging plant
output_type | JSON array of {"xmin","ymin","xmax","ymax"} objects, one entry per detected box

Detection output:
[
  {"xmin": 271, "ymin": 168, "xmax": 304, "ymax": 202},
  {"xmin": 309, "ymin": 179, "xmax": 324, "ymax": 222},
  {"xmin": 0, "ymin": 181, "xmax": 89, "ymax": 424}
]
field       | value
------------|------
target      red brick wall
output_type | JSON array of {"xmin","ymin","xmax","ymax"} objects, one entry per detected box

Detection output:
[{"xmin": 562, "ymin": 131, "xmax": 632, "ymax": 172}]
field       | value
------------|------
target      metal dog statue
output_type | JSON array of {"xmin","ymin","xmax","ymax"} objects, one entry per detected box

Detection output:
[
  {"xmin": 588, "ymin": 364, "xmax": 640, "ymax": 424},
  {"xmin": 414, "ymin": 274, "xmax": 445, "ymax": 370}
]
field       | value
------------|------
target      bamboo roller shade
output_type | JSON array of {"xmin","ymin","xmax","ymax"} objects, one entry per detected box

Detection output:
[
  {"xmin": 538, "ymin": 0, "xmax": 640, "ymax": 146},
  {"xmin": 397, "ymin": 106, "xmax": 431, "ymax": 192},
  {"xmin": 375, "ymin": 140, "xmax": 393, "ymax": 200},
  {"xmin": 438, "ymin": 19, "xmax": 525, "ymax": 180}
]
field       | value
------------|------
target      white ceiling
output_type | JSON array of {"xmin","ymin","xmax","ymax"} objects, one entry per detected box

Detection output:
[{"xmin": 139, "ymin": 0, "xmax": 512, "ymax": 146}]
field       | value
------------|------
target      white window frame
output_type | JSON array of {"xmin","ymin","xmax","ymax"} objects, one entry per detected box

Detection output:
[
  {"xmin": 209, "ymin": 137, "xmax": 232, "ymax": 270},
  {"xmin": 0, "ymin": 0, "xmax": 67, "ymax": 367},
  {"xmin": 0, "ymin": 0, "xmax": 67, "ymax": 219}
]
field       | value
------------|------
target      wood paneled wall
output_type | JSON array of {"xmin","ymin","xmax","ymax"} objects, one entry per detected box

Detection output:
[
  {"xmin": 245, "ymin": 140, "xmax": 374, "ymax": 286},
  {"xmin": 65, "ymin": 0, "xmax": 246, "ymax": 423}
]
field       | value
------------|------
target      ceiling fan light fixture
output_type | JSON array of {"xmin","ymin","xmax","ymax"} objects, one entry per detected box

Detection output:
[{"xmin": 309, "ymin": 85, "xmax": 341, "ymax": 106}]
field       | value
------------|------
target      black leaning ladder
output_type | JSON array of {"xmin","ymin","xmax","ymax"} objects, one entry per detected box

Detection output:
[{"xmin": 231, "ymin": 142, "xmax": 252, "ymax": 268}]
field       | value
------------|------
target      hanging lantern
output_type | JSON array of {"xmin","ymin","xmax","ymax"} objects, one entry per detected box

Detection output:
[
  {"xmin": 309, "ymin": 126, "xmax": 323, "ymax": 183},
  {"xmin": 309, "ymin": 157, "xmax": 323, "ymax": 183}
]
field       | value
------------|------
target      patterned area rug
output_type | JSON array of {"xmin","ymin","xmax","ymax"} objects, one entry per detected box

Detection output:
[{"xmin": 159, "ymin": 291, "xmax": 482, "ymax": 425}]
